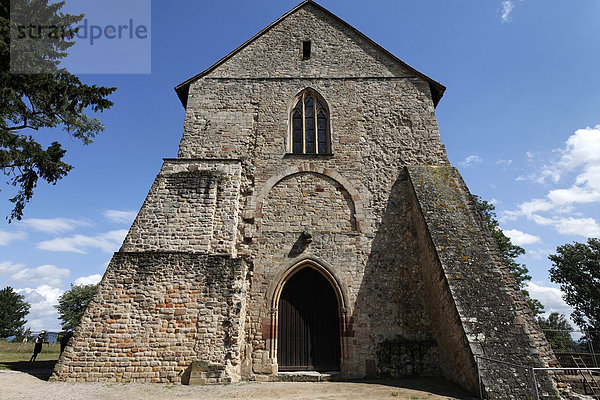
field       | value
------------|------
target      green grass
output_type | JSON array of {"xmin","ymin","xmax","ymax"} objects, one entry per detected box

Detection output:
[{"xmin": 0, "ymin": 341, "xmax": 60, "ymax": 371}]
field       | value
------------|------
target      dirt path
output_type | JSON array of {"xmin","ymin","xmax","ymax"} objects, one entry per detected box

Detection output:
[{"xmin": 0, "ymin": 370, "xmax": 475, "ymax": 400}]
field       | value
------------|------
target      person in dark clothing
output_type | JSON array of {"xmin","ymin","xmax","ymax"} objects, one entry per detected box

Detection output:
[{"xmin": 29, "ymin": 331, "xmax": 45, "ymax": 362}]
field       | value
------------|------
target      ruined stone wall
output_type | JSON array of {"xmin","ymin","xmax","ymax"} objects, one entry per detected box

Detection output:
[
  {"xmin": 173, "ymin": 1, "xmax": 449, "ymax": 382},
  {"xmin": 52, "ymin": 253, "xmax": 247, "ymax": 384},
  {"xmin": 407, "ymin": 168, "xmax": 481, "ymax": 392},
  {"xmin": 406, "ymin": 165, "xmax": 557, "ymax": 399},
  {"xmin": 178, "ymin": 75, "xmax": 449, "ymax": 379},
  {"xmin": 121, "ymin": 160, "xmax": 242, "ymax": 255},
  {"xmin": 53, "ymin": 2, "xmax": 558, "ymax": 397}
]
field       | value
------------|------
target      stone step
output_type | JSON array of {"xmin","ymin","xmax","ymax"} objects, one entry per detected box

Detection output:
[{"xmin": 276, "ymin": 371, "xmax": 340, "ymax": 382}]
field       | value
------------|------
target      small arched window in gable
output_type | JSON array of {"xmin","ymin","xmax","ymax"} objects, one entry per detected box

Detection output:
[{"xmin": 291, "ymin": 90, "xmax": 330, "ymax": 154}]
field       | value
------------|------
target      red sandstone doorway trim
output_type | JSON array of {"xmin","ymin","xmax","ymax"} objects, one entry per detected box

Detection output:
[{"xmin": 266, "ymin": 257, "xmax": 350, "ymax": 371}]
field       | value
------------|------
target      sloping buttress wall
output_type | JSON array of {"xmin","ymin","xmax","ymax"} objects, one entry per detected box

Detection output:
[
  {"xmin": 52, "ymin": 160, "xmax": 248, "ymax": 384},
  {"xmin": 406, "ymin": 165, "xmax": 558, "ymax": 399}
]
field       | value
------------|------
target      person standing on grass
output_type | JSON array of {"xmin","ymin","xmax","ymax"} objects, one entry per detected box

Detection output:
[{"xmin": 29, "ymin": 331, "xmax": 45, "ymax": 362}]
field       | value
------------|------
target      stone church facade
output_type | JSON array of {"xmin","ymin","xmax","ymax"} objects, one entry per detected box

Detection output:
[{"xmin": 52, "ymin": 1, "xmax": 559, "ymax": 398}]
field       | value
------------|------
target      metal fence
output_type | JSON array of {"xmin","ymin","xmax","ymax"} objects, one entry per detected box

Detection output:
[
  {"xmin": 476, "ymin": 356, "xmax": 538, "ymax": 399},
  {"xmin": 476, "ymin": 355, "xmax": 600, "ymax": 400},
  {"xmin": 533, "ymin": 366, "xmax": 600, "ymax": 400},
  {"xmin": 541, "ymin": 328, "xmax": 599, "ymax": 369},
  {"xmin": 474, "ymin": 329, "xmax": 600, "ymax": 399}
]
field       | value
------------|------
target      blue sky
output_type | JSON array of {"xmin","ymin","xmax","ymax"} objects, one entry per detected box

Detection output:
[{"xmin": 2, "ymin": 0, "xmax": 599, "ymax": 331}]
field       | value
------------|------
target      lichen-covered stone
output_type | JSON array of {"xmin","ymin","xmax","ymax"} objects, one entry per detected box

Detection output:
[{"xmin": 407, "ymin": 165, "xmax": 556, "ymax": 398}]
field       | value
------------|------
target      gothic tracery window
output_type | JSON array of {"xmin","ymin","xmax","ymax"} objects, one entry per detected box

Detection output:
[{"xmin": 291, "ymin": 90, "xmax": 329, "ymax": 154}]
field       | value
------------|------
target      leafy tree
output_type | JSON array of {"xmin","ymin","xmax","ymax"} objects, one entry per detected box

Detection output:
[
  {"xmin": 525, "ymin": 298, "xmax": 545, "ymax": 318},
  {"xmin": 1, "ymin": 0, "xmax": 116, "ymax": 221},
  {"xmin": 474, "ymin": 195, "xmax": 544, "ymax": 315},
  {"xmin": 549, "ymin": 238, "xmax": 600, "ymax": 345},
  {"xmin": 536, "ymin": 312, "xmax": 576, "ymax": 353},
  {"xmin": 55, "ymin": 283, "xmax": 97, "ymax": 332},
  {"xmin": 0, "ymin": 286, "xmax": 30, "ymax": 337}
]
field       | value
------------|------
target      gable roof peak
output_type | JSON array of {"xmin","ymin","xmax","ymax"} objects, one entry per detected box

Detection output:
[{"xmin": 174, "ymin": 0, "xmax": 445, "ymax": 108}]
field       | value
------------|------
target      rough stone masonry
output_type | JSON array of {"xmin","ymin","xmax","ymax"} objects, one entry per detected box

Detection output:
[{"xmin": 52, "ymin": 1, "xmax": 560, "ymax": 398}]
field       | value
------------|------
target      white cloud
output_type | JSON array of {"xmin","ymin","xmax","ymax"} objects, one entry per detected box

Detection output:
[
  {"xmin": 37, "ymin": 229, "xmax": 128, "ymax": 254},
  {"xmin": 525, "ymin": 248, "xmax": 553, "ymax": 260},
  {"xmin": 73, "ymin": 274, "xmax": 102, "ymax": 286},
  {"xmin": 554, "ymin": 217, "xmax": 600, "ymax": 237},
  {"xmin": 17, "ymin": 285, "xmax": 64, "ymax": 331},
  {"xmin": 20, "ymin": 218, "xmax": 90, "ymax": 234},
  {"xmin": 519, "ymin": 198, "xmax": 554, "ymax": 215},
  {"xmin": 559, "ymin": 126, "xmax": 600, "ymax": 170},
  {"xmin": 0, "ymin": 260, "xmax": 24, "ymax": 276},
  {"xmin": 0, "ymin": 230, "xmax": 26, "ymax": 246},
  {"xmin": 502, "ymin": 198, "xmax": 553, "ymax": 222},
  {"xmin": 537, "ymin": 166, "xmax": 561, "ymax": 184},
  {"xmin": 504, "ymin": 209, "xmax": 600, "ymax": 238},
  {"xmin": 526, "ymin": 282, "xmax": 574, "ymax": 320},
  {"xmin": 104, "ymin": 210, "xmax": 137, "ymax": 224},
  {"xmin": 459, "ymin": 154, "xmax": 483, "ymax": 167},
  {"xmin": 538, "ymin": 126, "xmax": 600, "ymax": 189},
  {"xmin": 547, "ymin": 185, "xmax": 600, "ymax": 206},
  {"xmin": 528, "ymin": 282, "xmax": 582, "ymax": 338},
  {"xmin": 529, "ymin": 213, "xmax": 555, "ymax": 226},
  {"xmin": 504, "ymin": 125, "xmax": 600, "ymax": 237},
  {"xmin": 496, "ymin": 159, "xmax": 513, "ymax": 167},
  {"xmin": 501, "ymin": 1, "xmax": 515, "ymax": 23},
  {"xmin": 503, "ymin": 229, "xmax": 541, "ymax": 246},
  {"xmin": 11, "ymin": 264, "xmax": 70, "ymax": 288}
]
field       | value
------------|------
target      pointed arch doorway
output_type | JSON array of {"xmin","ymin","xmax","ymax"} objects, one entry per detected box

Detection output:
[{"xmin": 277, "ymin": 266, "xmax": 341, "ymax": 371}]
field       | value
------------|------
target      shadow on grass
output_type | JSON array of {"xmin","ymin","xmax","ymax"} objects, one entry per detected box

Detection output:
[
  {"xmin": 340, "ymin": 378, "xmax": 476, "ymax": 399},
  {"xmin": 0, "ymin": 360, "xmax": 57, "ymax": 381}
]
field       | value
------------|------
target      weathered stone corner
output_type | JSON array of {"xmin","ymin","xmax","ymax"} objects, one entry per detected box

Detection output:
[{"xmin": 182, "ymin": 360, "xmax": 234, "ymax": 385}]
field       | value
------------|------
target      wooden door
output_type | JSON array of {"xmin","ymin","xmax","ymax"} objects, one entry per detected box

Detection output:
[{"xmin": 277, "ymin": 267, "xmax": 340, "ymax": 371}]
